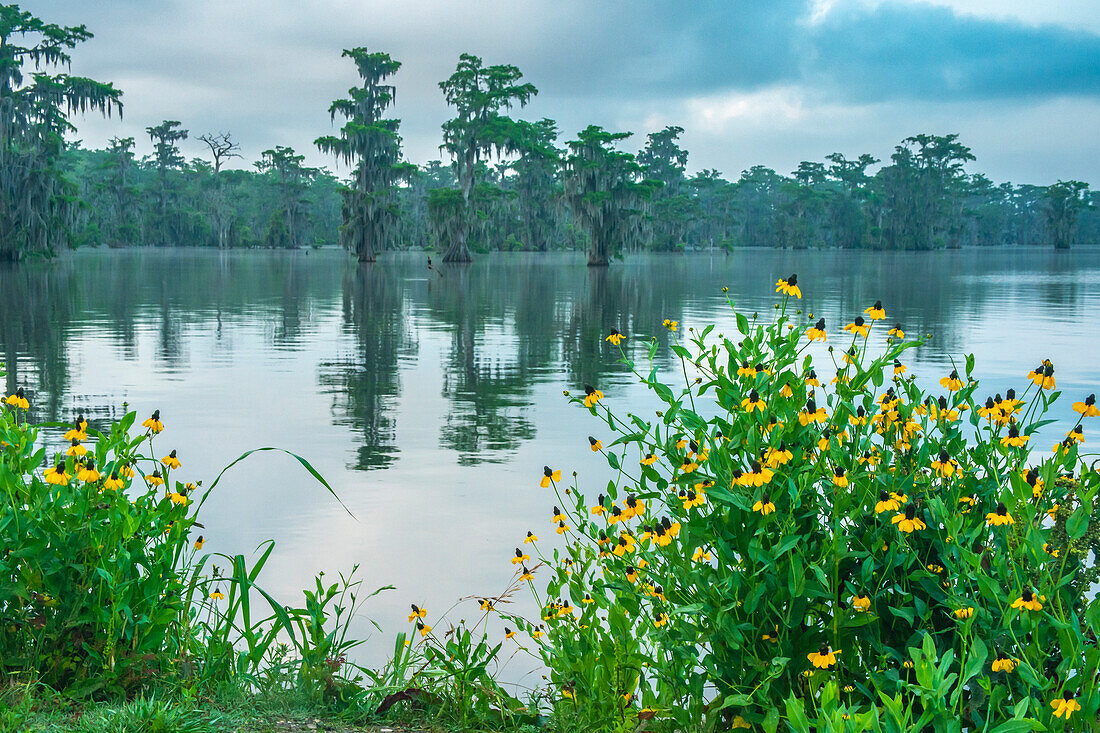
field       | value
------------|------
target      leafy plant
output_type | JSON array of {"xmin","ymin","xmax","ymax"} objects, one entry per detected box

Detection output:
[{"xmin": 525, "ymin": 278, "xmax": 1099, "ymax": 730}]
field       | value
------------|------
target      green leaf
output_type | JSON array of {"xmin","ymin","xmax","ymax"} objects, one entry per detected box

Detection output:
[
  {"xmin": 1066, "ymin": 505, "xmax": 1090, "ymax": 540},
  {"xmin": 988, "ymin": 721, "xmax": 1040, "ymax": 733},
  {"xmin": 784, "ymin": 695, "xmax": 811, "ymax": 733},
  {"xmin": 607, "ymin": 452, "xmax": 620, "ymax": 470}
]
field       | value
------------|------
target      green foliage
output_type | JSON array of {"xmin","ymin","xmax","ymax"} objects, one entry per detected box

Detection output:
[
  {"xmin": 526, "ymin": 282, "xmax": 1100, "ymax": 730},
  {"xmin": 563, "ymin": 125, "xmax": 659, "ymax": 266},
  {"xmin": 0, "ymin": 3, "xmax": 122, "ymax": 261},
  {"xmin": 315, "ymin": 48, "xmax": 406, "ymax": 262},
  {"xmin": 0, "ymin": 370, "xmax": 380, "ymax": 702},
  {"xmin": 437, "ymin": 53, "xmax": 538, "ymax": 262}
]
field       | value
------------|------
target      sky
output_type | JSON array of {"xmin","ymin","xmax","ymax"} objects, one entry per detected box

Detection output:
[{"xmin": 39, "ymin": 0, "xmax": 1100, "ymax": 185}]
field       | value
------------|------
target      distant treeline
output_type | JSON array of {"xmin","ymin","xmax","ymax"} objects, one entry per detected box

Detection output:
[
  {"xmin": 2, "ymin": 4, "xmax": 1096, "ymax": 264},
  {"xmin": 59, "ymin": 130, "xmax": 1100, "ymax": 255}
]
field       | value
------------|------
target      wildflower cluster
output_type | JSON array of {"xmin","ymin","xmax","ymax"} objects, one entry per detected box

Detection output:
[
  {"xmin": 0, "ymin": 397, "xmax": 220, "ymax": 693},
  {"xmin": 520, "ymin": 280, "xmax": 1099, "ymax": 730}
]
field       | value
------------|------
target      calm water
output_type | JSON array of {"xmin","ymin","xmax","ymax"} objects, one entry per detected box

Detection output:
[{"xmin": 3, "ymin": 247, "xmax": 1098, "ymax": 684}]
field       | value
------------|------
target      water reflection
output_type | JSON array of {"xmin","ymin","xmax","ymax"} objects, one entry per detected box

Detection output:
[
  {"xmin": 1, "ymin": 247, "xmax": 1098, "ymax": 674},
  {"xmin": 319, "ymin": 264, "xmax": 412, "ymax": 470}
]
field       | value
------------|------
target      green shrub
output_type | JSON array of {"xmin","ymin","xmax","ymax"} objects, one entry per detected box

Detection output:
[
  {"xmin": 521, "ymin": 277, "xmax": 1100, "ymax": 731},
  {"xmin": 0, "ymin": 370, "xmax": 374, "ymax": 702}
]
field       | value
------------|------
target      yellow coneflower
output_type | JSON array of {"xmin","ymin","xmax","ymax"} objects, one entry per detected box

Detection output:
[
  {"xmin": 891, "ymin": 504, "xmax": 926, "ymax": 534},
  {"xmin": 765, "ymin": 443, "xmax": 793, "ymax": 468},
  {"xmin": 752, "ymin": 494, "xmax": 776, "ymax": 516},
  {"xmin": 741, "ymin": 390, "xmax": 766, "ymax": 412},
  {"xmin": 512, "ymin": 548, "xmax": 530, "ymax": 565},
  {"xmin": 1043, "ymin": 542, "xmax": 1060, "ymax": 558},
  {"xmin": 805, "ymin": 369, "xmax": 821, "ymax": 387},
  {"xmin": 605, "ymin": 329, "xmax": 624, "ymax": 346},
  {"xmin": 663, "ymin": 318, "xmax": 678, "ymax": 332},
  {"xmin": 417, "ymin": 621, "xmax": 432, "ymax": 637},
  {"xmin": 864, "ymin": 301, "xmax": 885, "ymax": 321},
  {"xmin": 807, "ymin": 644, "xmax": 840, "ymax": 669},
  {"xmin": 875, "ymin": 490, "xmax": 900, "ymax": 514},
  {"xmin": 4, "ymin": 388, "xmax": 29, "ymax": 410},
  {"xmin": 940, "ymin": 370, "xmax": 964, "ymax": 391},
  {"xmin": 682, "ymin": 489, "xmax": 706, "ymax": 510},
  {"xmin": 479, "ymin": 599, "xmax": 495, "ymax": 611},
  {"xmin": 954, "ymin": 607, "xmax": 974, "ymax": 619},
  {"xmin": 591, "ymin": 493, "xmax": 608, "ymax": 516},
  {"xmin": 805, "ymin": 318, "xmax": 827, "ymax": 342},
  {"xmin": 779, "ymin": 383, "xmax": 793, "ymax": 397},
  {"xmin": 888, "ymin": 323, "xmax": 905, "ymax": 338},
  {"xmin": 831, "ymin": 466, "xmax": 848, "ymax": 488},
  {"xmin": 145, "ymin": 470, "xmax": 164, "ymax": 487},
  {"xmin": 103, "ymin": 472, "xmax": 124, "ymax": 490},
  {"xmin": 1027, "ymin": 360, "xmax": 1056, "ymax": 390},
  {"xmin": 1051, "ymin": 692, "xmax": 1081, "ymax": 720},
  {"xmin": 63, "ymin": 415, "xmax": 88, "ymax": 441},
  {"xmin": 210, "ymin": 588, "xmax": 225, "ymax": 601},
  {"xmin": 582, "ymin": 592, "xmax": 594, "ymax": 604},
  {"xmin": 958, "ymin": 495, "xmax": 976, "ymax": 513},
  {"xmin": 613, "ymin": 534, "xmax": 636, "ymax": 557},
  {"xmin": 532, "ymin": 626, "xmax": 544, "ymax": 639},
  {"xmin": 926, "ymin": 563, "xmax": 944, "ymax": 574},
  {"xmin": 1010, "ymin": 587, "xmax": 1044, "ymax": 612},
  {"xmin": 45, "ymin": 463, "xmax": 70, "ymax": 486},
  {"xmin": 849, "ymin": 406, "xmax": 867, "ymax": 426},
  {"xmin": 142, "ymin": 409, "xmax": 164, "ymax": 433},
  {"xmin": 893, "ymin": 359, "xmax": 907, "ymax": 377},
  {"xmin": 408, "ymin": 604, "xmax": 427, "ymax": 622},
  {"xmin": 640, "ymin": 453, "xmax": 657, "ymax": 466},
  {"xmin": 66, "ymin": 439, "xmax": 88, "ymax": 458},
  {"xmin": 194, "ymin": 535, "xmax": 204, "ymax": 550},
  {"xmin": 843, "ymin": 316, "xmax": 869, "ymax": 338},
  {"xmin": 775, "ymin": 273, "xmax": 801, "ymax": 299},
  {"xmin": 691, "ymin": 547, "xmax": 711, "ymax": 563},
  {"xmin": 524, "ymin": 530, "xmax": 538, "ymax": 544},
  {"xmin": 1072, "ymin": 393, "xmax": 1099, "ymax": 417},
  {"xmin": 1047, "ymin": 504, "xmax": 1060, "ymax": 520},
  {"xmin": 505, "ymin": 627, "xmax": 517, "ymax": 639},
  {"xmin": 583, "ymin": 384, "xmax": 603, "ymax": 408},
  {"xmin": 798, "ymin": 398, "xmax": 828, "ymax": 426},
  {"xmin": 1066, "ymin": 425, "xmax": 1084, "ymax": 444},
  {"xmin": 736, "ymin": 361, "xmax": 758, "ymax": 378},
  {"xmin": 622, "ymin": 494, "xmax": 645, "ymax": 518},
  {"xmin": 168, "ymin": 491, "xmax": 187, "ymax": 505},
  {"xmin": 1000, "ymin": 424, "xmax": 1029, "ymax": 448},
  {"xmin": 985, "ymin": 502, "xmax": 1014, "ymax": 527},
  {"xmin": 930, "ymin": 450, "xmax": 956, "ymax": 478},
  {"xmin": 991, "ymin": 653, "xmax": 1017, "ymax": 673},
  {"xmin": 119, "ymin": 463, "xmax": 135, "ymax": 478},
  {"xmin": 76, "ymin": 460, "xmax": 101, "ymax": 483},
  {"xmin": 852, "ymin": 594, "xmax": 871, "ymax": 612},
  {"xmin": 679, "ymin": 459, "xmax": 698, "ymax": 473},
  {"xmin": 540, "ymin": 465, "xmax": 562, "ymax": 488},
  {"xmin": 162, "ymin": 450, "xmax": 182, "ymax": 469},
  {"xmin": 654, "ymin": 612, "xmax": 669, "ymax": 628}
]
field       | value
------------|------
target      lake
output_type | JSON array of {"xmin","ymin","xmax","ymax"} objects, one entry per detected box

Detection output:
[{"xmin": 2, "ymin": 247, "xmax": 1098, "ymax": 687}]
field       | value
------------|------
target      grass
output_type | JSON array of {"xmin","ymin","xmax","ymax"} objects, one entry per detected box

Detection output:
[{"xmin": 1, "ymin": 683, "xmax": 512, "ymax": 733}]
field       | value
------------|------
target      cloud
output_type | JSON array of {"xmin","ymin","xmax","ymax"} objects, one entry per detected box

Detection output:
[
  {"xmin": 805, "ymin": 1, "xmax": 1100, "ymax": 102},
  {"xmin": 42, "ymin": 0, "xmax": 1100, "ymax": 184}
]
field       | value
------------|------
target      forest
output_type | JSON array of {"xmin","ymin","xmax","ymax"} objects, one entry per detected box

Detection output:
[{"xmin": 2, "ymin": 5, "xmax": 1096, "ymax": 265}]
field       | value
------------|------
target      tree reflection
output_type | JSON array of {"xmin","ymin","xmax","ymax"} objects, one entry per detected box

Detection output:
[{"xmin": 319, "ymin": 263, "xmax": 411, "ymax": 470}]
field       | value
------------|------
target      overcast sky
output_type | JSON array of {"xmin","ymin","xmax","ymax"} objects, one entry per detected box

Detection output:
[{"xmin": 41, "ymin": 0, "xmax": 1100, "ymax": 185}]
